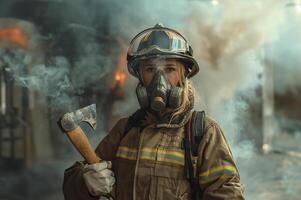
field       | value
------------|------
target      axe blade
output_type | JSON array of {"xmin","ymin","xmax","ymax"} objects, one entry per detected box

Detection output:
[
  {"xmin": 76, "ymin": 104, "xmax": 97, "ymax": 130},
  {"xmin": 59, "ymin": 104, "xmax": 97, "ymax": 132}
]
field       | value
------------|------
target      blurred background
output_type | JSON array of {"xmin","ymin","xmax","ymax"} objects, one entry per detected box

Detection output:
[{"xmin": 0, "ymin": 0, "xmax": 300, "ymax": 199}]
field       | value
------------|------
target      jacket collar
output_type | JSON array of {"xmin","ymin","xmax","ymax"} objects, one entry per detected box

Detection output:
[{"xmin": 128, "ymin": 107, "xmax": 192, "ymax": 129}]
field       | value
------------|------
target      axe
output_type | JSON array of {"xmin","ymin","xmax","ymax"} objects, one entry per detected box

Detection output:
[{"xmin": 58, "ymin": 104, "xmax": 110, "ymax": 167}]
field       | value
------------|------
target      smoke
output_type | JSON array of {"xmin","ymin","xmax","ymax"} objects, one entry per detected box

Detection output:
[
  {"xmin": 104, "ymin": 0, "xmax": 301, "ymax": 199},
  {"xmin": 184, "ymin": 0, "xmax": 282, "ymax": 111},
  {"xmin": 1, "ymin": 0, "xmax": 301, "ymax": 199},
  {"xmin": 269, "ymin": 7, "xmax": 301, "ymax": 94},
  {"xmin": 109, "ymin": 0, "xmax": 281, "ymax": 138},
  {"xmin": 0, "ymin": 48, "xmax": 77, "ymax": 109},
  {"xmin": 0, "ymin": 20, "xmax": 116, "ymax": 111}
]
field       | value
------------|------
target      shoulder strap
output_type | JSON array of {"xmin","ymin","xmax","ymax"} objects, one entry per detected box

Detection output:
[
  {"xmin": 123, "ymin": 108, "xmax": 147, "ymax": 137},
  {"xmin": 184, "ymin": 110, "xmax": 205, "ymax": 200},
  {"xmin": 191, "ymin": 111, "xmax": 205, "ymax": 156}
]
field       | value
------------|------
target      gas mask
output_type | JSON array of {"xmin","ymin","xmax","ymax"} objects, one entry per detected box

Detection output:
[{"xmin": 136, "ymin": 70, "xmax": 183, "ymax": 112}]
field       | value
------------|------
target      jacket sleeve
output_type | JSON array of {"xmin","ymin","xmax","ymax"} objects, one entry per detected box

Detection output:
[
  {"xmin": 197, "ymin": 118, "xmax": 245, "ymax": 200},
  {"xmin": 62, "ymin": 118, "xmax": 128, "ymax": 200}
]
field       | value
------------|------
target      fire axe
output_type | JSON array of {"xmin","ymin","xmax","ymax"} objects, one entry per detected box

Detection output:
[{"xmin": 58, "ymin": 104, "xmax": 111, "ymax": 167}]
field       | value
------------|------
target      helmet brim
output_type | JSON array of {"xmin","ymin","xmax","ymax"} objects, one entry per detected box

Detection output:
[{"xmin": 127, "ymin": 53, "xmax": 199, "ymax": 78}]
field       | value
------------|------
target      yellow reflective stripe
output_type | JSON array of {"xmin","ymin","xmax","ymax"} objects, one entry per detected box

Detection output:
[
  {"xmin": 140, "ymin": 155, "xmax": 156, "ymax": 161},
  {"xmin": 115, "ymin": 153, "xmax": 137, "ymax": 160},
  {"xmin": 118, "ymin": 146, "xmax": 138, "ymax": 153},
  {"xmin": 200, "ymin": 165, "xmax": 237, "ymax": 177},
  {"xmin": 200, "ymin": 174, "xmax": 234, "ymax": 184},
  {"xmin": 118, "ymin": 146, "xmax": 182, "ymax": 153},
  {"xmin": 156, "ymin": 148, "xmax": 184, "ymax": 158},
  {"xmin": 199, "ymin": 165, "xmax": 237, "ymax": 185},
  {"xmin": 141, "ymin": 147, "xmax": 156, "ymax": 153},
  {"xmin": 157, "ymin": 157, "xmax": 184, "ymax": 165},
  {"xmin": 117, "ymin": 146, "xmax": 184, "ymax": 158},
  {"xmin": 138, "ymin": 155, "xmax": 184, "ymax": 166},
  {"xmin": 116, "ymin": 146, "xmax": 184, "ymax": 165},
  {"xmin": 116, "ymin": 147, "xmax": 137, "ymax": 160}
]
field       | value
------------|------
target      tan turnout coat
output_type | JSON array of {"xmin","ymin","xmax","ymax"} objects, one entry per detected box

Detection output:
[{"xmin": 63, "ymin": 111, "xmax": 245, "ymax": 200}]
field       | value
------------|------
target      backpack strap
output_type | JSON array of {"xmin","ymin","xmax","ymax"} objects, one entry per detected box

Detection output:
[
  {"xmin": 191, "ymin": 111, "xmax": 205, "ymax": 156},
  {"xmin": 184, "ymin": 110, "xmax": 205, "ymax": 200},
  {"xmin": 123, "ymin": 108, "xmax": 147, "ymax": 137}
]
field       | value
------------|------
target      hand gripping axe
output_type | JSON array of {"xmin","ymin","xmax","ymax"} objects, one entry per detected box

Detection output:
[{"xmin": 58, "ymin": 104, "xmax": 111, "ymax": 167}]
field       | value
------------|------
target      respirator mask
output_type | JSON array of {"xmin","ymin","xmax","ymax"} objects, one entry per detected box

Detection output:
[{"xmin": 136, "ymin": 68, "xmax": 183, "ymax": 112}]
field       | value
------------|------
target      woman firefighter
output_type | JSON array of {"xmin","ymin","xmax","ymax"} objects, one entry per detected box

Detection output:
[{"xmin": 63, "ymin": 23, "xmax": 245, "ymax": 200}]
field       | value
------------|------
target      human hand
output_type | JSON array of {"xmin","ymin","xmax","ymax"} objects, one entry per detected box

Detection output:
[{"xmin": 83, "ymin": 161, "xmax": 115, "ymax": 196}]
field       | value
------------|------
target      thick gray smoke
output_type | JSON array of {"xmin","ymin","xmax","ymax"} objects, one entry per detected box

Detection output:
[
  {"xmin": 1, "ymin": 0, "xmax": 301, "ymax": 199},
  {"xmin": 0, "ymin": 49, "xmax": 76, "ymax": 109},
  {"xmin": 270, "ymin": 6, "xmax": 301, "ymax": 94},
  {"xmin": 0, "ymin": 18, "xmax": 114, "ymax": 111}
]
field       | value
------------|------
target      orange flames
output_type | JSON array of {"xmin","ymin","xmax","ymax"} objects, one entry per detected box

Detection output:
[
  {"xmin": 114, "ymin": 70, "xmax": 126, "ymax": 84},
  {"xmin": 111, "ymin": 70, "xmax": 126, "ymax": 98},
  {"xmin": 109, "ymin": 38, "xmax": 128, "ymax": 100},
  {"xmin": 111, "ymin": 45, "xmax": 128, "ymax": 89},
  {"xmin": 0, "ymin": 27, "xmax": 28, "ymax": 49}
]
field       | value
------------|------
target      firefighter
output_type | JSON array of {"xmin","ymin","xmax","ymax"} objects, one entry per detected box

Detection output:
[{"xmin": 63, "ymin": 23, "xmax": 245, "ymax": 200}]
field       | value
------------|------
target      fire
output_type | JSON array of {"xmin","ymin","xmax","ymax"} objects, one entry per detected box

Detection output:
[
  {"xmin": 110, "ymin": 39, "xmax": 128, "ymax": 98},
  {"xmin": 111, "ymin": 70, "xmax": 126, "ymax": 98},
  {"xmin": 114, "ymin": 71, "xmax": 126, "ymax": 84},
  {"xmin": 112, "ymin": 44, "xmax": 128, "ymax": 87},
  {"xmin": 0, "ymin": 27, "xmax": 27, "ymax": 48}
]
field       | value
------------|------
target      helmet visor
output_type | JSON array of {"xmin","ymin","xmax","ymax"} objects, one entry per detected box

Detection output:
[{"xmin": 128, "ymin": 27, "xmax": 189, "ymax": 56}]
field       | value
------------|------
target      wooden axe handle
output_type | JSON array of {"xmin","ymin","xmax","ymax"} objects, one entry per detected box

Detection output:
[{"xmin": 66, "ymin": 126, "xmax": 101, "ymax": 164}]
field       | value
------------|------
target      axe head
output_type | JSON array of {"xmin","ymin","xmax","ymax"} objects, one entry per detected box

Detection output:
[{"xmin": 58, "ymin": 104, "xmax": 97, "ymax": 132}]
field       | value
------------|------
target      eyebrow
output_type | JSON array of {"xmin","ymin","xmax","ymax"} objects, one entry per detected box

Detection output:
[{"xmin": 165, "ymin": 63, "xmax": 177, "ymax": 66}]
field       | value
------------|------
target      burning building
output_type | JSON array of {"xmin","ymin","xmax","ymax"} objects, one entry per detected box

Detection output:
[{"xmin": 0, "ymin": 0, "xmax": 128, "ymax": 171}]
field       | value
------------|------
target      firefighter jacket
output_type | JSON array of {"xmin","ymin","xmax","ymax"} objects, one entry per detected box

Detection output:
[{"xmin": 63, "ymin": 110, "xmax": 245, "ymax": 200}]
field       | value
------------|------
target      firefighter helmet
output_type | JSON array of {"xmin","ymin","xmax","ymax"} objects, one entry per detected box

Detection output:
[{"xmin": 127, "ymin": 23, "xmax": 199, "ymax": 78}]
